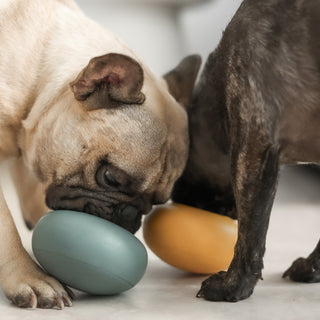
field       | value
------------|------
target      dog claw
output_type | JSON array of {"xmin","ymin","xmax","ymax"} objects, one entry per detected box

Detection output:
[
  {"xmin": 196, "ymin": 289, "xmax": 205, "ymax": 298},
  {"xmin": 62, "ymin": 294, "xmax": 73, "ymax": 307},
  {"xmin": 63, "ymin": 285, "xmax": 75, "ymax": 300},
  {"xmin": 55, "ymin": 297, "xmax": 64, "ymax": 310},
  {"xmin": 282, "ymin": 269, "xmax": 289, "ymax": 279}
]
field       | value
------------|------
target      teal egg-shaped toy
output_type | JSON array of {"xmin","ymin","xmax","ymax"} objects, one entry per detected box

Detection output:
[{"xmin": 32, "ymin": 210, "xmax": 148, "ymax": 295}]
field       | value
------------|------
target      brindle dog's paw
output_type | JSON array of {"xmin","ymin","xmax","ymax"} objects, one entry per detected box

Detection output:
[
  {"xmin": 196, "ymin": 271, "xmax": 255, "ymax": 302},
  {"xmin": 283, "ymin": 258, "xmax": 320, "ymax": 283}
]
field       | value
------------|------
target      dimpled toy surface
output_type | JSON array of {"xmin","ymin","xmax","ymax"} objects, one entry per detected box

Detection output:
[
  {"xmin": 143, "ymin": 203, "xmax": 237, "ymax": 274},
  {"xmin": 32, "ymin": 210, "xmax": 148, "ymax": 295}
]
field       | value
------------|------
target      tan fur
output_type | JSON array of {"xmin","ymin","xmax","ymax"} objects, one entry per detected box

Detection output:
[{"xmin": 0, "ymin": 0, "xmax": 191, "ymax": 309}]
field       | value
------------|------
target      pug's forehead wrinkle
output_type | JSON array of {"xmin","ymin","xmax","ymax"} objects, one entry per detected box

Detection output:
[
  {"xmin": 88, "ymin": 104, "xmax": 162, "ymax": 130},
  {"xmin": 86, "ymin": 107, "xmax": 165, "ymax": 157}
]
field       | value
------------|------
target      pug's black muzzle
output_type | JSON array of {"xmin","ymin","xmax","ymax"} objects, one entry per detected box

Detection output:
[{"xmin": 45, "ymin": 185, "xmax": 144, "ymax": 233}]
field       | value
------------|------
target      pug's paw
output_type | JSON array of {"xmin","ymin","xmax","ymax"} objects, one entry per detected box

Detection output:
[
  {"xmin": 283, "ymin": 257, "xmax": 320, "ymax": 283},
  {"xmin": 196, "ymin": 271, "xmax": 256, "ymax": 302},
  {"xmin": 1, "ymin": 255, "xmax": 73, "ymax": 309}
]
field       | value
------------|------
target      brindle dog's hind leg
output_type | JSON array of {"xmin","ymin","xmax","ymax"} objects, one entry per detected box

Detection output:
[
  {"xmin": 283, "ymin": 240, "xmax": 320, "ymax": 283},
  {"xmin": 197, "ymin": 126, "xmax": 280, "ymax": 302}
]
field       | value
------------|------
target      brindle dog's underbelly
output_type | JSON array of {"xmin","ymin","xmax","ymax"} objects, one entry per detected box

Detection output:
[{"xmin": 278, "ymin": 107, "xmax": 320, "ymax": 165}]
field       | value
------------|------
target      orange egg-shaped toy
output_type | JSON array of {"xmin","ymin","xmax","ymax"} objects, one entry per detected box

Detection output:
[{"xmin": 143, "ymin": 203, "xmax": 237, "ymax": 274}]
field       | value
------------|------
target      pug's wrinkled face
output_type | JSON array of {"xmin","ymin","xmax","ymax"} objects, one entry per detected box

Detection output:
[{"xmin": 21, "ymin": 53, "xmax": 201, "ymax": 233}]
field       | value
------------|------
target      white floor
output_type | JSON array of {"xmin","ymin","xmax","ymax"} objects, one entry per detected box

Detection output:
[{"xmin": 0, "ymin": 164, "xmax": 319, "ymax": 319}]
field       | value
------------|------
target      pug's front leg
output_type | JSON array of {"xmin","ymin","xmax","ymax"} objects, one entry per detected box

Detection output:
[
  {"xmin": 0, "ymin": 186, "xmax": 73, "ymax": 308},
  {"xmin": 9, "ymin": 158, "xmax": 48, "ymax": 229},
  {"xmin": 197, "ymin": 134, "xmax": 279, "ymax": 302}
]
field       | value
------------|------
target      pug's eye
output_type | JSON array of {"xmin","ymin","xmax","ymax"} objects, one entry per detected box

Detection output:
[
  {"xmin": 104, "ymin": 170, "xmax": 119, "ymax": 187},
  {"xmin": 96, "ymin": 164, "xmax": 120, "ymax": 188}
]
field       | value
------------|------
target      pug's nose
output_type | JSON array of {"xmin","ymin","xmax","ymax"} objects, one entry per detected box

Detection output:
[{"xmin": 120, "ymin": 205, "xmax": 139, "ymax": 221}]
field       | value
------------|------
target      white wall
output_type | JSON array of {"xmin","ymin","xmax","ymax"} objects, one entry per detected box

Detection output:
[
  {"xmin": 75, "ymin": 0, "xmax": 242, "ymax": 74},
  {"xmin": 178, "ymin": 0, "xmax": 242, "ymax": 60},
  {"xmin": 75, "ymin": 0, "xmax": 183, "ymax": 74}
]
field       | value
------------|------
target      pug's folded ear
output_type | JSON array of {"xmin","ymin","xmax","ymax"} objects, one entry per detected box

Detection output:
[
  {"xmin": 70, "ymin": 53, "xmax": 145, "ymax": 111},
  {"xmin": 164, "ymin": 55, "xmax": 202, "ymax": 108}
]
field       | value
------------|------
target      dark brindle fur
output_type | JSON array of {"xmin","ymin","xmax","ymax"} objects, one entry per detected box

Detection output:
[{"xmin": 173, "ymin": 0, "xmax": 320, "ymax": 301}]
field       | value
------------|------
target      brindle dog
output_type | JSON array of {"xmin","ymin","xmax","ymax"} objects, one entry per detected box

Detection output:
[{"xmin": 173, "ymin": 0, "xmax": 320, "ymax": 302}]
